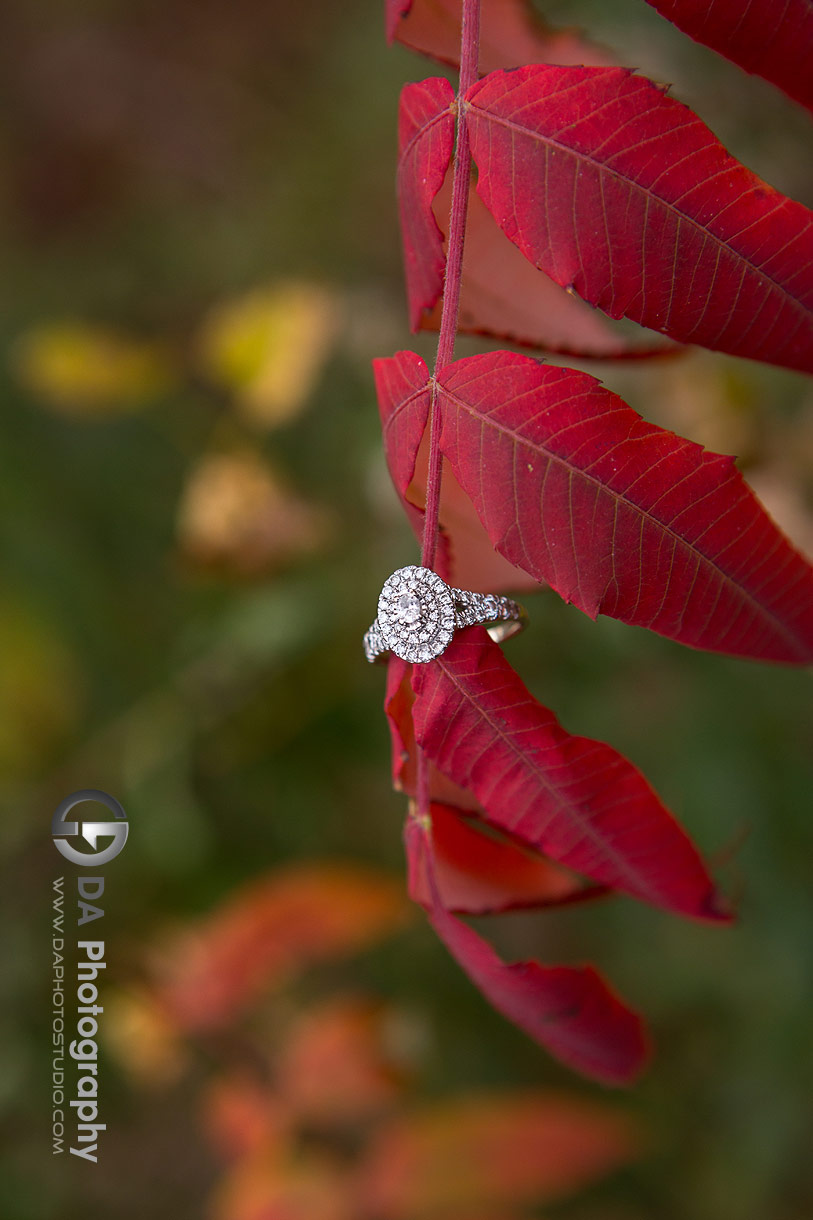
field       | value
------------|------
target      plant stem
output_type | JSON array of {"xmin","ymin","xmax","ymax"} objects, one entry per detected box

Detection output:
[
  {"xmin": 419, "ymin": 0, "xmax": 480, "ymax": 574},
  {"xmin": 415, "ymin": 0, "xmax": 480, "ymax": 820}
]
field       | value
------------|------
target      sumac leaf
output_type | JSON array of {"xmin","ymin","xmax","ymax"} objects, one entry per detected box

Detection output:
[
  {"xmin": 436, "ymin": 352, "xmax": 813, "ymax": 663},
  {"xmin": 409, "ymin": 801, "xmax": 602, "ymax": 913},
  {"xmin": 423, "ymin": 173, "xmax": 673, "ymax": 358},
  {"xmin": 387, "ymin": 0, "xmax": 611, "ymax": 74},
  {"xmin": 373, "ymin": 349, "xmax": 430, "ymax": 500},
  {"xmin": 406, "ymin": 816, "xmax": 648, "ymax": 1083},
  {"xmin": 370, "ymin": 350, "xmax": 452, "ymax": 582},
  {"xmin": 646, "ymin": 0, "xmax": 813, "ymax": 115},
  {"xmin": 413, "ymin": 629, "xmax": 729, "ymax": 920},
  {"xmin": 385, "ymin": 653, "xmax": 479, "ymax": 807},
  {"xmin": 398, "ymin": 78, "xmax": 456, "ymax": 332},
  {"xmin": 387, "ymin": 663, "xmax": 601, "ymax": 911},
  {"xmin": 374, "ymin": 350, "xmax": 538, "ymax": 590},
  {"xmin": 385, "ymin": 0, "xmax": 413, "ymax": 43},
  {"xmin": 466, "ymin": 66, "xmax": 813, "ymax": 374},
  {"xmin": 398, "ymin": 78, "xmax": 663, "ymax": 359}
]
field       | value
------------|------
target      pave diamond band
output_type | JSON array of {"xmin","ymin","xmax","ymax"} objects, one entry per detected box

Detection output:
[{"xmin": 364, "ymin": 565, "xmax": 527, "ymax": 664}]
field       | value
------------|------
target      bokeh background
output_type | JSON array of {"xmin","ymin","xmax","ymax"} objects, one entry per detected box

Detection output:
[{"xmin": 3, "ymin": 1, "xmax": 813, "ymax": 1217}]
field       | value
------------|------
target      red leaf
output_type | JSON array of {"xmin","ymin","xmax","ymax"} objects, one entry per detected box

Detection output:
[
  {"xmin": 385, "ymin": 654, "xmax": 420, "ymax": 795},
  {"xmin": 374, "ymin": 350, "xmax": 538, "ymax": 591},
  {"xmin": 436, "ymin": 351, "xmax": 813, "ymax": 663},
  {"xmin": 370, "ymin": 351, "xmax": 451, "ymax": 583},
  {"xmin": 466, "ymin": 65, "xmax": 813, "ymax": 374},
  {"xmin": 398, "ymin": 79, "xmax": 456, "ymax": 332},
  {"xmin": 409, "ymin": 801, "xmax": 604, "ymax": 913},
  {"xmin": 373, "ymin": 349, "xmax": 430, "ymax": 501},
  {"xmin": 387, "ymin": 0, "xmax": 612, "ymax": 74},
  {"xmin": 396, "ymin": 49, "xmax": 661, "ymax": 360},
  {"xmin": 413, "ymin": 628, "xmax": 729, "ymax": 920},
  {"xmin": 386, "ymin": 659, "xmax": 600, "ymax": 913},
  {"xmin": 646, "ymin": 0, "xmax": 813, "ymax": 115},
  {"xmin": 397, "ymin": 64, "xmax": 661, "ymax": 360},
  {"xmin": 423, "ymin": 171, "xmax": 675, "ymax": 358},
  {"xmin": 385, "ymin": 653, "xmax": 479, "ymax": 808},
  {"xmin": 418, "ymin": 427, "xmax": 547, "ymax": 591},
  {"xmin": 406, "ymin": 816, "xmax": 648, "ymax": 1084},
  {"xmin": 385, "ymin": 0, "xmax": 413, "ymax": 43}
]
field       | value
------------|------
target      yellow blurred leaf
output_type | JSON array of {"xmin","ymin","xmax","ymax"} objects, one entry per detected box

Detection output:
[
  {"xmin": 0, "ymin": 599, "xmax": 83, "ymax": 781},
  {"xmin": 176, "ymin": 450, "xmax": 330, "ymax": 576},
  {"xmin": 13, "ymin": 322, "xmax": 174, "ymax": 414},
  {"xmin": 199, "ymin": 281, "xmax": 339, "ymax": 428},
  {"xmin": 103, "ymin": 987, "xmax": 188, "ymax": 1087}
]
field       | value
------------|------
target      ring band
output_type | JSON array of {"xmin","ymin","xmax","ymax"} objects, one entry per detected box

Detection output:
[{"xmin": 364, "ymin": 565, "xmax": 527, "ymax": 664}]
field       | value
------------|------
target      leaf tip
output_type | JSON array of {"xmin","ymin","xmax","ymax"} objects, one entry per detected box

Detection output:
[{"xmin": 702, "ymin": 887, "xmax": 737, "ymax": 924}]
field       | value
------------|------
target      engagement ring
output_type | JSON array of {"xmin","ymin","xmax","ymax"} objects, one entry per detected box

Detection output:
[{"xmin": 364, "ymin": 565, "xmax": 527, "ymax": 663}]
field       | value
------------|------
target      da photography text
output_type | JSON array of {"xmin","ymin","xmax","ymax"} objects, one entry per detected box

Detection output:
[{"xmin": 50, "ymin": 790, "xmax": 129, "ymax": 1163}]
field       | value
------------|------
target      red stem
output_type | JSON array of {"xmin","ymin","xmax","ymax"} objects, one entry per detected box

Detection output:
[
  {"xmin": 415, "ymin": 0, "xmax": 480, "ymax": 819},
  {"xmin": 419, "ymin": 0, "xmax": 480, "ymax": 573}
]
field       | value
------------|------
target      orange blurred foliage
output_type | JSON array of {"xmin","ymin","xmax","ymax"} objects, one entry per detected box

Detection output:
[
  {"xmin": 356, "ymin": 1091, "xmax": 638, "ymax": 1219},
  {"xmin": 277, "ymin": 995, "xmax": 413, "ymax": 1124},
  {"xmin": 105, "ymin": 857, "xmax": 637, "ymax": 1220},
  {"xmin": 176, "ymin": 450, "xmax": 331, "ymax": 577},
  {"xmin": 151, "ymin": 863, "xmax": 411, "ymax": 1031},
  {"xmin": 204, "ymin": 1073, "xmax": 290, "ymax": 1165},
  {"xmin": 211, "ymin": 1152, "xmax": 353, "ymax": 1220}
]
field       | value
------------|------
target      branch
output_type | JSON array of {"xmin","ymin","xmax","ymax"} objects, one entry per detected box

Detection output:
[
  {"xmin": 416, "ymin": 0, "xmax": 480, "ymax": 820},
  {"xmin": 419, "ymin": 0, "xmax": 480, "ymax": 572}
]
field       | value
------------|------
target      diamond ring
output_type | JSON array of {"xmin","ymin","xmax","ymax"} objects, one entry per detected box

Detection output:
[{"xmin": 364, "ymin": 565, "xmax": 527, "ymax": 664}]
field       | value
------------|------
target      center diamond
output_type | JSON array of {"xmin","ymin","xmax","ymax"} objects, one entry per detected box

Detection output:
[
  {"xmin": 397, "ymin": 591, "xmax": 422, "ymax": 625},
  {"xmin": 377, "ymin": 565, "xmax": 455, "ymax": 663}
]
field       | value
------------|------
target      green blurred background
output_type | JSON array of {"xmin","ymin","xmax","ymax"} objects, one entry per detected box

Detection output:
[{"xmin": 2, "ymin": 1, "xmax": 813, "ymax": 1217}]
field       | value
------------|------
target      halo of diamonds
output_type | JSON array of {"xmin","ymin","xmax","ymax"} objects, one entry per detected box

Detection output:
[{"xmin": 377, "ymin": 565, "xmax": 455, "ymax": 663}]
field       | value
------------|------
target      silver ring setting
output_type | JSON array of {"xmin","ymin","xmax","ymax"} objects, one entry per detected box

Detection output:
[{"xmin": 364, "ymin": 565, "xmax": 527, "ymax": 664}]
